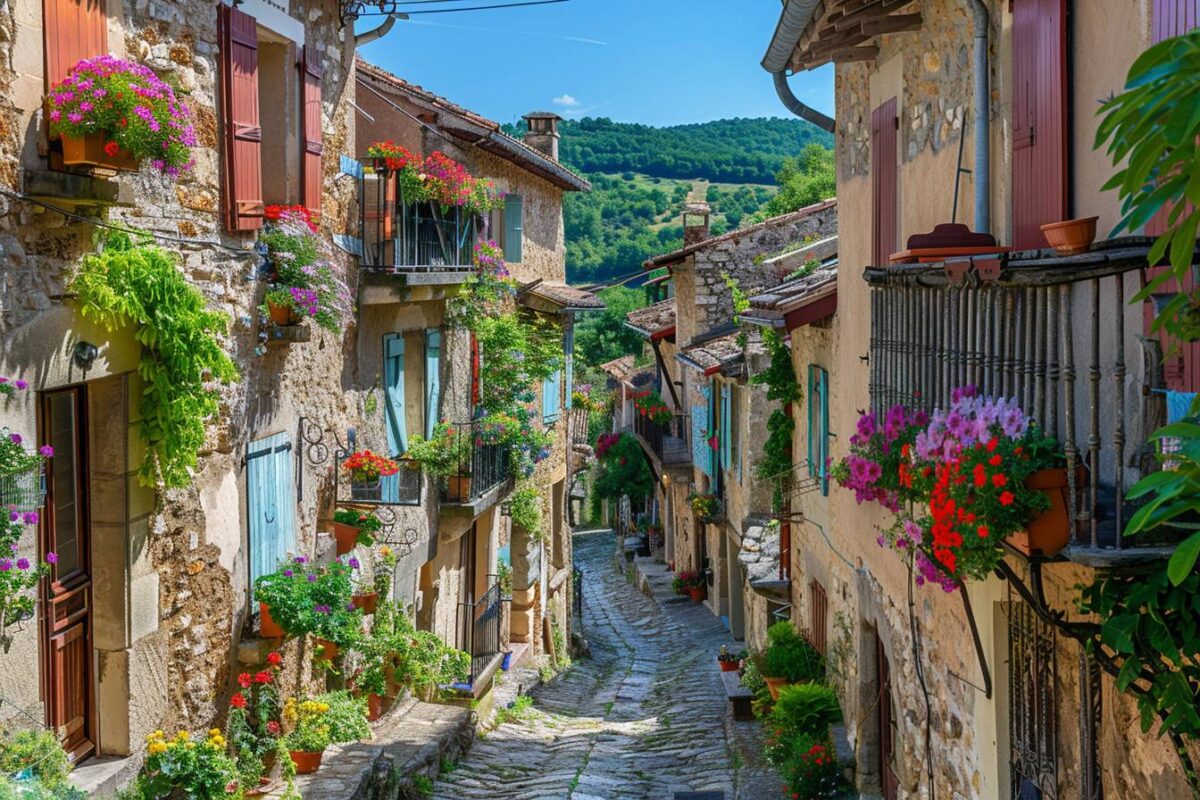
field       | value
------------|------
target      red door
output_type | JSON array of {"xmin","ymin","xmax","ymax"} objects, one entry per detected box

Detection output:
[
  {"xmin": 871, "ymin": 98, "xmax": 898, "ymax": 266},
  {"xmin": 1011, "ymin": 0, "xmax": 1068, "ymax": 250},
  {"xmin": 40, "ymin": 387, "xmax": 94, "ymax": 762},
  {"xmin": 876, "ymin": 633, "xmax": 899, "ymax": 800},
  {"xmin": 1144, "ymin": 2, "xmax": 1200, "ymax": 391}
]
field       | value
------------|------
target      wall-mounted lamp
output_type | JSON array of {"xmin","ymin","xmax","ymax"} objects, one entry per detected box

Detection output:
[{"xmin": 73, "ymin": 341, "xmax": 98, "ymax": 372}]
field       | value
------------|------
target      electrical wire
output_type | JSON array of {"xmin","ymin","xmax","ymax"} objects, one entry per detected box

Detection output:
[{"xmin": 355, "ymin": 0, "xmax": 569, "ymax": 14}]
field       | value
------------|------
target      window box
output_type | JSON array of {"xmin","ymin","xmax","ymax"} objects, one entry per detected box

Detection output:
[{"xmin": 59, "ymin": 132, "xmax": 138, "ymax": 174}]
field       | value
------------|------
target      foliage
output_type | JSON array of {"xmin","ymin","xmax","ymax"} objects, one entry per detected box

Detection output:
[
  {"xmin": 354, "ymin": 599, "xmax": 469, "ymax": 700},
  {"xmin": 312, "ymin": 692, "xmax": 370, "ymax": 744},
  {"xmin": 752, "ymin": 329, "xmax": 803, "ymax": 511},
  {"xmin": 253, "ymin": 558, "xmax": 363, "ymax": 647},
  {"xmin": 47, "ymin": 55, "xmax": 195, "ymax": 176},
  {"xmin": 746, "ymin": 144, "xmax": 836, "ymax": 225},
  {"xmin": 632, "ymin": 389, "xmax": 672, "ymax": 424},
  {"xmin": 71, "ymin": 232, "xmax": 238, "ymax": 488},
  {"xmin": 259, "ymin": 212, "xmax": 353, "ymax": 332},
  {"xmin": 494, "ymin": 694, "xmax": 536, "ymax": 726},
  {"xmin": 508, "ymin": 483, "xmax": 544, "ymax": 538},
  {"xmin": 404, "ymin": 422, "xmax": 473, "ymax": 477},
  {"xmin": 688, "ymin": 492, "xmax": 721, "ymax": 523},
  {"xmin": 444, "ymin": 242, "xmax": 517, "ymax": 330},
  {"xmin": 226, "ymin": 651, "xmax": 283, "ymax": 780},
  {"xmin": 778, "ymin": 738, "xmax": 850, "ymax": 800},
  {"xmin": 281, "ymin": 697, "xmax": 333, "ymax": 754},
  {"xmin": 770, "ymin": 682, "xmax": 842, "ymax": 742},
  {"xmin": 670, "ymin": 571, "xmax": 705, "ymax": 595},
  {"xmin": 0, "ymin": 775, "xmax": 85, "ymax": 800},
  {"xmin": 760, "ymin": 622, "xmax": 825, "ymax": 684},
  {"xmin": 0, "ymin": 728, "xmax": 74, "ymax": 790},
  {"xmin": 332, "ymin": 508, "xmax": 383, "ymax": 548},
  {"xmin": 365, "ymin": 142, "xmax": 504, "ymax": 215},
  {"xmin": 572, "ymin": 286, "xmax": 648, "ymax": 369},
  {"xmin": 592, "ymin": 432, "xmax": 654, "ymax": 505},
  {"xmin": 474, "ymin": 313, "xmax": 564, "ymax": 413},
  {"xmin": 0, "ymin": 440, "xmax": 53, "ymax": 650},
  {"xmin": 740, "ymin": 655, "xmax": 774, "ymax": 718},
  {"xmin": 342, "ymin": 450, "xmax": 400, "ymax": 482},
  {"xmin": 131, "ymin": 729, "xmax": 237, "ymax": 800}
]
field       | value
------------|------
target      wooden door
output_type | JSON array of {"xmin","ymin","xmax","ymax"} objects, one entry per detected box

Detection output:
[
  {"xmin": 876, "ymin": 633, "xmax": 899, "ymax": 800},
  {"xmin": 1011, "ymin": 0, "xmax": 1068, "ymax": 249},
  {"xmin": 40, "ymin": 387, "xmax": 94, "ymax": 762}
]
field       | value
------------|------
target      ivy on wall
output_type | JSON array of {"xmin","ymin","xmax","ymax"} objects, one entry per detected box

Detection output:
[{"xmin": 752, "ymin": 328, "xmax": 802, "ymax": 511}]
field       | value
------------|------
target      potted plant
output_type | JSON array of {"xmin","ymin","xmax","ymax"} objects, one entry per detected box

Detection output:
[
  {"xmin": 688, "ymin": 492, "xmax": 722, "ymax": 524},
  {"xmin": 227, "ymin": 652, "xmax": 284, "ymax": 790},
  {"xmin": 136, "ymin": 729, "xmax": 238, "ymax": 796},
  {"xmin": 633, "ymin": 390, "xmax": 673, "ymax": 424},
  {"xmin": 342, "ymin": 450, "xmax": 400, "ymax": 500},
  {"xmin": 758, "ymin": 622, "xmax": 825, "ymax": 701},
  {"xmin": 363, "ymin": 142, "xmax": 504, "ymax": 216},
  {"xmin": 258, "ymin": 211, "xmax": 353, "ymax": 332},
  {"xmin": 253, "ymin": 558, "xmax": 363, "ymax": 656},
  {"xmin": 46, "ymin": 55, "xmax": 195, "ymax": 177},
  {"xmin": 281, "ymin": 697, "xmax": 332, "ymax": 775},
  {"xmin": 347, "ymin": 556, "xmax": 379, "ymax": 614},
  {"xmin": 406, "ymin": 422, "xmax": 473, "ymax": 499},
  {"xmin": 1040, "ymin": 216, "xmax": 1099, "ymax": 255},
  {"xmin": 717, "ymin": 645, "xmax": 742, "ymax": 673},
  {"xmin": 331, "ymin": 508, "xmax": 383, "ymax": 556},
  {"xmin": 262, "ymin": 286, "xmax": 301, "ymax": 327},
  {"xmin": 671, "ymin": 570, "xmax": 706, "ymax": 603}
]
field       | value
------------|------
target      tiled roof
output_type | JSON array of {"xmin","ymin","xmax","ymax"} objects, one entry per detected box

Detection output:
[
  {"xmin": 624, "ymin": 298, "xmax": 676, "ymax": 339},
  {"xmin": 599, "ymin": 355, "xmax": 636, "ymax": 381},
  {"xmin": 355, "ymin": 59, "xmax": 590, "ymax": 193},
  {"xmin": 677, "ymin": 332, "xmax": 743, "ymax": 375},
  {"xmin": 644, "ymin": 200, "xmax": 836, "ymax": 269},
  {"xmin": 526, "ymin": 282, "xmax": 606, "ymax": 310},
  {"xmin": 747, "ymin": 262, "xmax": 837, "ymax": 313}
]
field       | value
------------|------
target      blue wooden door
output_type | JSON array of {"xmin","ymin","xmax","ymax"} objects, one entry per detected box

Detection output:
[
  {"xmin": 248, "ymin": 432, "xmax": 295, "ymax": 584},
  {"xmin": 381, "ymin": 333, "xmax": 407, "ymax": 503}
]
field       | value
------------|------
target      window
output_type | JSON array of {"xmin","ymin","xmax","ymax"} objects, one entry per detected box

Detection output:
[
  {"xmin": 808, "ymin": 365, "xmax": 829, "ymax": 495},
  {"xmin": 503, "ymin": 194, "xmax": 523, "ymax": 262},
  {"xmin": 381, "ymin": 331, "xmax": 425, "ymax": 505},
  {"xmin": 425, "ymin": 329, "xmax": 442, "ymax": 437},
  {"xmin": 255, "ymin": 30, "xmax": 300, "ymax": 208},
  {"xmin": 247, "ymin": 432, "xmax": 296, "ymax": 585}
]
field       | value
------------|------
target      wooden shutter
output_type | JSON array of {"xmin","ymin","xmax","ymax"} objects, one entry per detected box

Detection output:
[
  {"xmin": 425, "ymin": 329, "xmax": 442, "ymax": 438},
  {"xmin": 300, "ymin": 44, "xmax": 324, "ymax": 219},
  {"xmin": 247, "ymin": 432, "xmax": 295, "ymax": 585},
  {"xmin": 808, "ymin": 366, "xmax": 830, "ymax": 494},
  {"xmin": 43, "ymin": 0, "xmax": 107, "ymax": 90},
  {"xmin": 218, "ymin": 4, "xmax": 263, "ymax": 232},
  {"xmin": 809, "ymin": 580, "xmax": 828, "ymax": 655},
  {"xmin": 504, "ymin": 194, "xmax": 523, "ymax": 262},
  {"xmin": 542, "ymin": 368, "xmax": 561, "ymax": 422},
  {"xmin": 1011, "ymin": 0, "xmax": 1067, "ymax": 250},
  {"xmin": 384, "ymin": 334, "xmax": 408, "ymax": 454},
  {"xmin": 871, "ymin": 99, "xmax": 898, "ymax": 266}
]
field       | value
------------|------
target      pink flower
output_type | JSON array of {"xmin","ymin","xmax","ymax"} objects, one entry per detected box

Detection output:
[
  {"xmin": 39, "ymin": 445, "xmax": 54, "ymax": 458},
  {"xmin": 45, "ymin": 552, "xmax": 58, "ymax": 564}
]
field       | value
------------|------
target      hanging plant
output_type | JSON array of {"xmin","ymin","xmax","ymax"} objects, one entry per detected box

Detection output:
[
  {"xmin": 751, "ymin": 329, "xmax": 803, "ymax": 511},
  {"xmin": 633, "ymin": 389, "xmax": 672, "ymax": 424},
  {"xmin": 71, "ymin": 232, "xmax": 238, "ymax": 488},
  {"xmin": 507, "ymin": 483, "xmax": 544, "ymax": 539},
  {"xmin": 364, "ymin": 142, "xmax": 505, "ymax": 216},
  {"xmin": 258, "ymin": 210, "xmax": 353, "ymax": 332}
]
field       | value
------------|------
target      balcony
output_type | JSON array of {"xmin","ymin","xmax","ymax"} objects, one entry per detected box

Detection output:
[
  {"xmin": 632, "ymin": 412, "xmax": 692, "ymax": 470},
  {"xmin": 347, "ymin": 466, "xmax": 422, "ymax": 507},
  {"xmin": 864, "ymin": 237, "xmax": 1197, "ymax": 565},
  {"xmin": 360, "ymin": 169, "xmax": 479, "ymax": 284},
  {"xmin": 457, "ymin": 580, "xmax": 504, "ymax": 687},
  {"xmin": 439, "ymin": 420, "xmax": 513, "ymax": 516}
]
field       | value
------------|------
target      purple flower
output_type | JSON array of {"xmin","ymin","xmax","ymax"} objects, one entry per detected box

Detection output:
[
  {"xmin": 8, "ymin": 510, "xmax": 17, "ymax": 523},
  {"xmin": 16, "ymin": 558, "xmax": 30, "ymax": 571},
  {"xmin": 8, "ymin": 433, "xmax": 21, "ymax": 445},
  {"xmin": 283, "ymin": 569, "xmax": 294, "ymax": 578},
  {"xmin": 856, "ymin": 412, "xmax": 877, "ymax": 441},
  {"xmin": 45, "ymin": 552, "xmax": 57, "ymax": 564},
  {"xmin": 346, "ymin": 603, "xmax": 357, "ymax": 612},
  {"xmin": 39, "ymin": 445, "xmax": 54, "ymax": 458},
  {"xmin": 306, "ymin": 574, "xmax": 317, "ymax": 583},
  {"xmin": 22, "ymin": 512, "xmax": 38, "ymax": 526},
  {"xmin": 294, "ymin": 556, "xmax": 307, "ymax": 564},
  {"xmin": 0, "ymin": 559, "xmax": 9, "ymax": 572},
  {"xmin": 348, "ymin": 558, "xmax": 360, "ymax": 569}
]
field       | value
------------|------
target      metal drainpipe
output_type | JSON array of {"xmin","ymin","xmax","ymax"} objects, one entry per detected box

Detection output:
[
  {"xmin": 354, "ymin": 14, "xmax": 404, "ymax": 48},
  {"xmin": 966, "ymin": 0, "xmax": 991, "ymax": 234},
  {"xmin": 772, "ymin": 71, "xmax": 836, "ymax": 134}
]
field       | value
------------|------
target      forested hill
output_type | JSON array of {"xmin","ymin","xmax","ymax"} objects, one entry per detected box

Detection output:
[{"xmin": 505, "ymin": 117, "xmax": 833, "ymax": 184}]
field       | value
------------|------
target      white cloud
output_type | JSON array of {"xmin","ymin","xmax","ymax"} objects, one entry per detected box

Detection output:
[{"xmin": 552, "ymin": 94, "xmax": 581, "ymax": 109}]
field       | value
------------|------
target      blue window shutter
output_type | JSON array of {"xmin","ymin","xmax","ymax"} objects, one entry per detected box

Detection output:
[
  {"xmin": 564, "ymin": 324, "xmax": 575, "ymax": 409},
  {"xmin": 248, "ymin": 432, "xmax": 295, "ymax": 585},
  {"xmin": 720, "ymin": 384, "xmax": 731, "ymax": 470},
  {"xmin": 425, "ymin": 329, "xmax": 442, "ymax": 438},
  {"xmin": 504, "ymin": 194, "xmax": 523, "ymax": 262},
  {"xmin": 543, "ymin": 368, "xmax": 561, "ymax": 423},
  {"xmin": 382, "ymin": 334, "xmax": 408, "ymax": 504},
  {"xmin": 819, "ymin": 368, "xmax": 829, "ymax": 496},
  {"xmin": 708, "ymin": 379, "xmax": 719, "ymax": 479},
  {"xmin": 807, "ymin": 366, "xmax": 817, "ymax": 480}
]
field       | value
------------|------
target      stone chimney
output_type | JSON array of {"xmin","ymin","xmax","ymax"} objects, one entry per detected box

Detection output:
[
  {"xmin": 683, "ymin": 201, "xmax": 711, "ymax": 248},
  {"xmin": 522, "ymin": 111, "xmax": 562, "ymax": 161}
]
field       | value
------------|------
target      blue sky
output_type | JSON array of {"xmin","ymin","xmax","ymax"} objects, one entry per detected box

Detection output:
[{"xmin": 355, "ymin": 0, "xmax": 833, "ymax": 128}]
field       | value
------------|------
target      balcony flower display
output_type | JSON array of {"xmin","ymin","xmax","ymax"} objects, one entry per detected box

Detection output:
[
  {"xmin": 689, "ymin": 492, "xmax": 722, "ymax": 524},
  {"xmin": 342, "ymin": 450, "xmax": 400, "ymax": 484},
  {"xmin": 364, "ymin": 142, "xmax": 505, "ymax": 216},
  {"xmin": 405, "ymin": 423, "xmax": 472, "ymax": 479},
  {"xmin": 836, "ymin": 387, "xmax": 1061, "ymax": 590},
  {"xmin": 47, "ymin": 55, "xmax": 195, "ymax": 176},
  {"xmin": 633, "ymin": 389, "xmax": 672, "ymax": 424},
  {"xmin": 259, "ymin": 209, "xmax": 353, "ymax": 331}
]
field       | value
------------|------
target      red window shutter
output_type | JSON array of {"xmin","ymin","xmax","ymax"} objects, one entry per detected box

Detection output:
[
  {"xmin": 1145, "ymin": 1, "xmax": 1200, "ymax": 390},
  {"xmin": 300, "ymin": 45, "xmax": 324, "ymax": 220},
  {"xmin": 218, "ymin": 4, "xmax": 263, "ymax": 232},
  {"xmin": 1011, "ymin": 0, "xmax": 1067, "ymax": 250},
  {"xmin": 43, "ymin": 0, "xmax": 107, "ymax": 90},
  {"xmin": 871, "ymin": 98, "xmax": 898, "ymax": 267},
  {"xmin": 470, "ymin": 334, "xmax": 481, "ymax": 406}
]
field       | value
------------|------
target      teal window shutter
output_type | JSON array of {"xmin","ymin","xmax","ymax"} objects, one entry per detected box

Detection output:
[
  {"xmin": 382, "ymin": 334, "xmax": 408, "ymax": 504},
  {"xmin": 731, "ymin": 386, "xmax": 741, "ymax": 482},
  {"xmin": 504, "ymin": 194, "xmax": 523, "ymax": 262},
  {"xmin": 564, "ymin": 324, "xmax": 575, "ymax": 410},
  {"xmin": 808, "ymin": 365, "xmax": 829, "ymax": 495},
  {"xmin": 542, "ymin": 368, "xmax": 561, "ymax": 423},
  {"xmin": 247, "ymin": 432, "xmax": 295, "ymax": 585},
  {"xmin": 720, "ymin": 384, "xmax": 731, "ymax": 471},
  {"xmin": 425, "ymin": 329, "xmax": 441, "ymax": 438},
  {"xmin": 708, "ymin": 379, "xmax": 719, "ymax": 479}
]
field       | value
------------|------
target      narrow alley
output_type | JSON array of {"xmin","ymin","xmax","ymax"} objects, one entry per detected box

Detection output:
[{"xmin": 431, "ymin": 531, "xmax": 777, "ymax": 800}]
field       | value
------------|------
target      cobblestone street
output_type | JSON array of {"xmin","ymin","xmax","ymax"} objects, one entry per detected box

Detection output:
[{"xmin": 431, "ymin": 530, "xmax": 779, "ymax": 800}]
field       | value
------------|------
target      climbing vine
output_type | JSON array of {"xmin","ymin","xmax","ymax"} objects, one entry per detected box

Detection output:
[
  {"xmin": 751, "ymin": 328, "xmax": 802, "ymax": 511},
  {"xmin": 71, "ymin": 232, "xmax": 239, "ymax": 488}
]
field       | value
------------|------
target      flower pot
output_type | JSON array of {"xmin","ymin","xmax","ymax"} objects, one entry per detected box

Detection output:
[
  {"xmin": 763, "ymin": 675, "xmax": 790, "ymax": 701},
  {"xmin": 1040, "ymin": 216, "xmax": 1098, "ymax": 255},
  {"xmin": 60, "ymin": 132, "xmax": 139, "ymax": 173},
  {"xmin": 352, "ymin": 591, "xmax": 379, "ymax": 614},
  {"xmin": 1008, "ymin": 467, "xmax": 1084, "ymax": 557},
  {"xmin": 332, "ymin": 521, "xmax": 360, "ymax": 556},
  {"xmin": 260, "ymin": 603, "xmax": 285, "ymax": 638},
  {"xmin": 446, "ymin": 474, "xmax": 473, "ymax": 502},
  {"xmin": 366, "ymin": 693, "xmax": 387, "ymax": 722},
  {"xmin": 289, "ymin": 750, "xmax": 324, "ymax": 775},
  {"xmin": 686, "ymin": 586, "xmax": 706, "ymax": 603},
  {"xmin": 314, "ymin": 639, "xmax": 338, "ymax": 662},
  {"xmin": 266, "ymin": 299, "xmax": 297, "ymax": 326},
  {"xmin": 718, "ymin": 658, "xmax": 740, "ymax": 673}
]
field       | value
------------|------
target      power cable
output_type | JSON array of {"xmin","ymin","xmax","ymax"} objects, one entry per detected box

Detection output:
[{"xmin": 355, "ymin": 0, "xmax": 569, "ymax": 14}]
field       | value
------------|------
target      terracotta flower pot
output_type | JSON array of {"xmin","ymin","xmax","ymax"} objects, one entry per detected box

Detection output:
[
  {"xmin": 332, "ymin": 521, "xmax": 360, "ymax": 555},
  {"xmin": 718, "ymin": 658, "xmax": 740, "ymax": 673},
  {"xmin": 1040, "ymin": 216, "xmax": 1098, "ymax": 255},
  {"xmin": 686, "ymin": 586, "xmax": 706, "ymax": 603},
  {"xmin": 314, "ymin": 639, "xmax": 338, "ymax": 662},
  {"xmin": 267, "ymin": 300, "xmax": 296, "ymax": 326},
  {"xmin": 763, "ymin": 675, "xmax": 790, "ymax": 701},
  {"xmin": 366, "ymin": 693, "xmax": 387, "ymax": 722},
  {"xmin": 260, "ymin": 603, "xmax": 285, "ymax": 638},
  {"xmin": 1007, "ymin": 466, "xmax": 1085, "ymax": 557},
  {"xmin": 289, "ymin": 750, "xmax": 324, "ymax": 775},
  {"xmin": 60, "ymin": 132, "xmax": 139, "ymax": 172},
  {"xmin": 446, "ymin": 474, "xmax": 473, "ymax": 502},
  {"xmin": 353, "ymin": 591, "xmax": 379, "ymax": 614}
]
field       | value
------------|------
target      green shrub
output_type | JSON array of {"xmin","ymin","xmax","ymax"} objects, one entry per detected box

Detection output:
[
  {"xmin": 0, "ymin": 729, "xmax": 73, "ymax": 791},
  {"xmin": 779, "ymin": 736, "xmax": 849, "ymax": 799},
  {"xmin": 314, "ymin": 691, "xmax": 370, "ymax": 744},
  {"xmin": 770, "ymin": 682, "xmax": 842, "ymax": 743},
  {"xmin": 0, "ymin": 775, "xmax": 85, "ymax": 800},
  {"xmin": 760, "ymin": 622, "xmax": 825, "ymax": 683}
]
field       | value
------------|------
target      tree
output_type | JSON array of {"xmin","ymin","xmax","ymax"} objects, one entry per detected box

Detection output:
[{"xmin": 573, "ymin": 286, "xmax": 647, "ymax": 370}]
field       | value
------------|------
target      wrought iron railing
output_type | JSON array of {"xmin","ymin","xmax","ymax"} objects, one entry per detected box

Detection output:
[
  {"xmin": 360, "ymin": 170, "xmax": 478, "ymax": 274},
  {"xmin": 458, "ymin": 579, "xmax": 502, "ymax": 685},
  {"xmin": 440, "ymin": 420, "xmax": 512, "ymax": 504},
  {"xmin": 864, "ymin": 239, "xmax": 1191, "ymax": 552},
  {"xmin": 633, "ymin": 410, "xmax": 665, "ymax": 455},
  {"xmin": 572, "ymin": 566, "xmax": 583, "ymax": 630},
  {"xmin": 633, "ymin": 412, "xmax": 691, "ymax": 466}
]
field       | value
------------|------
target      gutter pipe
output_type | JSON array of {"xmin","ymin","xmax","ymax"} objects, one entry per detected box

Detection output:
[
  {"xmin": 354, "ymin": 13, "xmax": 407, "ymax": 48},
  {"xmin": 762, "ymin": 0, "xmax": 835, "ymax": 133},
  {"xmin": 965, "ymin": 0, "xmax": 991, "ymax": 234}
]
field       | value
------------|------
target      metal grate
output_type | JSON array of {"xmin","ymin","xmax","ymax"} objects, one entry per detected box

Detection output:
[
  {"xmin": 1008, "ymin": 593, "xmax": 1058, "ymax": 800},
  {"xmin": 0, "ymin": 463, "xmax": 45, "ymax": 514},
  {"xmin": 458, "ymin": 579, "xmax": 502, "ymax": 684}
]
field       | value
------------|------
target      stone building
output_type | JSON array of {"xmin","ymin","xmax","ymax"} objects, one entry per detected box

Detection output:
[
  {"xmin": 758, "ymin": 1, "xmax": 1200, "ymax": 798},
  {"xmin": 625, "ymin": 201, "xmax": 836, "ymax": 648}
]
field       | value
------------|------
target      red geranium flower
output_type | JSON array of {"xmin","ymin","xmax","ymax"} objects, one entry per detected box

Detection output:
[
  {"xmin": 266, "ymin": 720, "xmax": 282, "ymax": 735},
  {"xmin": 230, "ymin": 692, "xmax": 247, "ymax": 709},
  {"xmin": 992, "ymin": 473, "xmax": 1008, "ymax": 488},
  {"xmin": 237, "ymin": 672, "xmax": 252, "ymax": 689},
  {"xmin": 103, "ymin": 140, "xmax": 120, "ymax": 157},
  {"xmin": 999, "ymin": 491, "xmax": 1015, "ymax": 506},
  {"xmin": 254, "ymin": 670, "xmax": 272, "ymax": 684},
  {"xmin": 267, "ymin": 651, "xmax": 283, "ymax": 668}
]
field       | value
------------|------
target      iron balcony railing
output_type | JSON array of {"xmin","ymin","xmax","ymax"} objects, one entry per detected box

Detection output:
[
  {"xmin": 864, "ymin": 238, "xmax": 1197, "ymax": 553},
  {"xmin": 458, "ymin": 579, "xmax": 502, "ymax": 685},
  {"xmin": 633, "ymin": 412, "xmax": 692, "ymax": 466},
  {"xmin": 441, "ymin": 420, "xmax": 512, "ymax": 504},
  {"xmin": 349, "ymin": 465, "xmax": 422, "ymax": 506},
  {"xmin": 360, "ymin": 169, "xmax": 478, "ymax": 275}
]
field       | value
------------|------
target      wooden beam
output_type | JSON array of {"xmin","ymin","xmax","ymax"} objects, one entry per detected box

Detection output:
[
  {"xmin": 831, "ymin": 45, "xmax": 881, "ymax": 62},
  {"xmin": 832, "ymin": 0, "xmax": 911, "ymax": 30},
  {"xmin": 861, "ymin": 12, "xmax": 923, "ymax": 35}
]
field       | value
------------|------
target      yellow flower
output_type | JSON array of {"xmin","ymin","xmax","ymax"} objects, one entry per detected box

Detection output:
[
  {"xmin": 185, "ymin": 741, "xmax": 196, "ymax": 750},
  {"xmin": 176, "ymin": 731, "xmax": 190, "ymax": 741},
  {"xmin": 379, "ymin": 546, "xmax": 392, "ymax": 557},
  {"xmin": 209, "ymin": 728, "xmax": 222, "ymax": 737},
  {"xmin": 318, "ymin": 703, "xmax": 331, "ymax": 713},
  {"xmin": 148, "ymin": 742, "xmax": 168, "ymax": 755}
]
